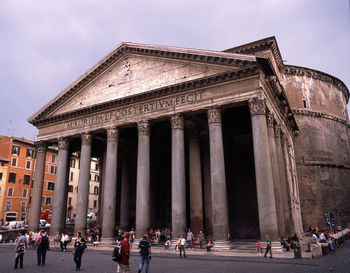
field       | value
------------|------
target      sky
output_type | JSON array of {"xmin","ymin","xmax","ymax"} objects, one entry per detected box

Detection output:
[{"xmin": 0, "ymin": 0, "xmax": 349, "ymax": 140}]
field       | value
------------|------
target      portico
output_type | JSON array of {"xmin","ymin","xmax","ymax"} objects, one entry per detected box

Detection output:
[{"xmin": 28, "ymin": 41, "xmax": 304, "ymax": 245}]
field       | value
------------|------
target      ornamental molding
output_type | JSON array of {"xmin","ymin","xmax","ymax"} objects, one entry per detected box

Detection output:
[
  {"xmin": 207, "ymin": 108, "xmax": 222, "ymax": 124},
  {"xmin": 58, "ymin": 137, "xmax": 69, "ymax": 150},
  {"xmin": 106, "ymin": 127, "xmax": 118, "ymax": 141},
  {"xmin": 292, "ymin": 109, "xmax": 350, "ymax": 129},
  {"xmin": 274, "ymin": 124, "xmax": 281, "ymax": 138},
  {"xmin": 81, "ymin": 132, "xmax": 92, "ymax": 145},
  {"xmin": 297, "ymin": 159, "xmax": 350, "ymax": 170},
  {"xmin": 171, "ymin": 114, "xmax": 184, "ymax": 130},
  {"xmin": 266, "ymin": 112, "xmax": 274, "ymax": 127},
  {"xmin": 137, "ymin": 120, "xmax": 150, "ymax": 135},
  {"xmin": 35, "ymin": 141, "xmax": 48, "ymax": 152},
  {"xmin": 30, "ymin": 66, "xmax": 260, "ymax": 127},
  {"xmin": 248, "ymin": 97, "xmax": 266, "ymax": 116},
  {"xmin": 283, "ymin": 65, "xmax": 349, "ymax": 102}
]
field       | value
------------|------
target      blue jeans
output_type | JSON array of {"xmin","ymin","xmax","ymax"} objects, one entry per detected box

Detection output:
[
  {"xmin": 138, "ymin": 255, "xmax": 150, "ymax": 273},
  {"xmin": 37, "ymin": 246, "xmax": 47, "ymax": 265},
  {"xmin": 179, "ymin": 245, "xmax": 186, "ymax": 257}
]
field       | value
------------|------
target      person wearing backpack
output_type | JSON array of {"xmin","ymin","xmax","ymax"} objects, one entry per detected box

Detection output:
[
  {"xmin": 112, "ymin": 232, "xmax": 131, "ymax": 273},
  {"xmin": 138, "ymin": 234, "xmax": 152, "ymax": 273},
  {"xmin": 35, "ymin": 229, "xmax": 49, "ymax": 266},
  {"xmin": 72, "ymin": 234, "xmax": 87, "ymax": 271}
]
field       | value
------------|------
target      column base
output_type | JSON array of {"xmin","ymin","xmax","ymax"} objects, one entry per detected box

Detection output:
[
  {"xmin": 100, "ymin": 237, "xmax": 117, "ymax": 246},
  {"xmin": 212, "ymin": 240, "xmax": 231, "ymax": 251}
]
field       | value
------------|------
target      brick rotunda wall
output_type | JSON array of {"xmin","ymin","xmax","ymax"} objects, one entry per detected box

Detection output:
[{"xmin": 282, "ymin": 69, "xmax": 350, "ymax": 231}]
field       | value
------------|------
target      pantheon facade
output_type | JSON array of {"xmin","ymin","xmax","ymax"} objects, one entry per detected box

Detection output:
[{"xmin": 27, "ymin": 37, "xmax": 349, "ymax": 244}]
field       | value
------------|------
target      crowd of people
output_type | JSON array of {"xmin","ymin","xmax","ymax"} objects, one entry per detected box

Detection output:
[{"xmin": 308, "ymin": 225, "xmax": 341, "ymax": 252}]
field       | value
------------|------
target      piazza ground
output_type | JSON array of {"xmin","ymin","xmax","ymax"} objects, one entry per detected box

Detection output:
[{"xmin": 1, "ymin": 241, "xmax": 350, "ymax": 273}]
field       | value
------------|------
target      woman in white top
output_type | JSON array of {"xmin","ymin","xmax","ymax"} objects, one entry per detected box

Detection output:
[{"xmin": 14, "ymin": 231, "xmax": 26, "ymax": 269}]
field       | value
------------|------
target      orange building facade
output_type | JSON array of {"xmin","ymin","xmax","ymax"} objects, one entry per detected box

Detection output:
[{"xmin": 0, "ymin": 136, "xmax": 57, "ymax": 223}]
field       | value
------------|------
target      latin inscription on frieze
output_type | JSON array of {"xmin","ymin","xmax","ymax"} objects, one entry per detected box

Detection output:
[{"xmin": 66, "ymin": 91, "xmax": 205, "ymax": 129}]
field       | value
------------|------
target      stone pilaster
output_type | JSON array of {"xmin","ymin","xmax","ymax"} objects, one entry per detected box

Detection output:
[
  {"xmin": 101, "ymin": 128, "xmax": 119, "ymax": 241},
  {"xmin": 207, "ymin": 108, "xmax": 229, "ymax": 243},
  {"xmin": 266, "ymin": 114, "xmax": 285, "ymax": 236},
  {"xmin": 51, "ymin": 137, "xmax": 70, "ymax": 236},
  {"xmin": 75, "ymin": 133, "xmax": 92, "ymax": 235},
  {"xmin": 248, "ymin": 97, "xmax": 279, "ymax": 240},
  {"xmin": 188, "ymin": 125, "xmax": 203, "ymax": 235},
  {"xmin": 171, "ymin": 114, "xmax": 186, "ymax": 239},
  {"xmin": 28, "ymin": 141, "xmax": 47, "ymax": 232},
  {"xmin": 136, "ymin": 121, "xmax": 150, "ymax": 238},
  {"xmin": 120, "ymin": 152, "xmax": 130, "ymax": 229}
]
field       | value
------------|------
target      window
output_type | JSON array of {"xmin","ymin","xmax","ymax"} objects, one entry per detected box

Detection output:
[
  {"xmin": 94, "ymin": 175, "xmax": 100, "ymax": 182},
  {"xmin": 68, "ymin": 197, "xmax": 72, "ymax": 205},
  {"xmin": 25, "ymin": 160, "xmax": 31, "ymax": 169},
  {"xmin": 26, "ymin": 148, "xmax": 34, "ymax": 158},
  {"xmin": 31, "ymin": 179, "xmax": 34, "ymax": 188},
  {"xmin": 50, "ymin": 166, "xmax": 55, "ymax": 174},
  {"xmin": 5, "ymin": 202, "xmax": 12, "ymax": 211},
  {"xmin": 68, "ymin": 185, "xmax": 73, "ymax": 192},
  {"xmin": 12, "ymin": 146, "xmax": 20, "ymax": 155},
  {"xmin": 7, "ymin": 188, "xmax": 14, "ymax": 197},
  {"xmin": 46, "ymin": 197, "xmax": 51, "ymax": 205},
  {"xmin": 41, "ymin": 197, "xmax": 45, "ymax": 205},
  {"xmin": 89, "ymin": 174, "xmax": 91, "ymax": 180},
  {"xmin": 11, "ymin": 158, "xmax": 17, "ymax": 167},
  {"xmin": 70, "ymin": 172, "xmax": 74, "ymax": 181},
  {"xmin": 95, "ymin": 163, "xmax": 99, "ymax": 171},
  {"xmin": 21, "ymin": 202, "xmax": 26, "ymax": 211},
  {"xmin": 51, "ymin": 154, "xmax": 56, "ymax": 163},
  {"xmin": 94, "ymin": 186, "xmax": 99, "ymax": 195},
  {"xmin": 23, "ymin": 175, "xmax": 30, "ymax": 185},
  {"xmin": 70, "ymin": 159, "xmax": 75, "ymax": 168},
  {"xmin": 93, "ymin": 200, "xmax": 97, "ymax": 208},
  {"xmin": 78, "ymin": 160, "xmax": 80, "ymax": 169},
  {"xmin": 47, "ymin": 182, "xmax": 55, "ymax": 191},
  {"xmin": 302, "ymin": 99, "xmax": 307, "ymax": 109},
  {"xmin": 29, "ymin": 196, "xmax": 32, "ymax": 204},
  {"xmin": 0, "ymin": 172, "xmax": 3, "ymax": 180},
  {"xmin": 22, "ymin": 189, "xmax": 27, "ymax": 198},
  {"xmin": 8, "ymin": 172, "xmax": 16, "ymax": 183}
]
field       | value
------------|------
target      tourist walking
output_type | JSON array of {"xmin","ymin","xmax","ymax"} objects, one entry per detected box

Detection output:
[
  {"xmin": 118, "ymin": 232, "xmax": 132, "ymax": 273},
  {"xmin": 61, "ymin": 232, "xmax": 69, "ymax": 251},
  {"xmin": 72, "ymin": 234, "xmax": 87, "ymax": 271},
  {"xmin": 179, "ymin": 234, "xmax": 186, "ymax": 258},
  {"xmin": 35, "ymin": 229, "xmax": 49, "ymax": 266},
  {"xmin": 186, "ymin": 229, "xmax": 194, "ymax": 249},
  {"xmin": 264, "ymin": 234, "xmax": 272, "ymax": 258},
  {"xmin": 13, "ymin": 231, "xmax": 26, "ymax": 269},
  {"xmin": 198, "ymin": 231, "xmax": 204, "ymax": 249},
  {"xmin": 138, "ymin": 234, "xmax": 152, "ymax": 273}
]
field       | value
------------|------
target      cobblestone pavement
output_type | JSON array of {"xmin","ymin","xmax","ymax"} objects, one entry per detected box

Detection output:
[{"xmin": 0, "ymin": 241, "xmax": 349, "ymax": 273}]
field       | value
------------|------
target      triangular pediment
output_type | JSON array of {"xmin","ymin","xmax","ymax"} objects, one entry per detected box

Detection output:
[{"xmin": 28, "ymin": 42, "xmax": 257, "ymax": 124}]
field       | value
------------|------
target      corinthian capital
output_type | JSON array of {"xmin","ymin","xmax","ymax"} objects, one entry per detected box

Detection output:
[
  {"xmin": 171, "ymin": 114, "xmax": 184, "ymax": 130},
  {"xmin": 248, "ymin": 97, "xmax": 266, "ymax": 116},
  {"xmin": 81, "ymin": 132, "xmax": 92, "ymax": 145},
  {"xmin": 137, "ymin": 120, "xmax": 150, "ymax": 136},
  {"xmin": 106, "ymin": 127, "xmax": 118, "ymax": 141},
  {"xmin": 35, "ymin": 141, "xmax": 48, "ymax": 152},
  {"xmin": 274, "ymin": 124, "xmax": 281, "ymax": 138},
  {"xmin": 266, "ymin": 112, "xmax": 274, "ymax": 127},
  {"xmin": 207, "ymin": 108, "xmax": 221, "ymax": 124},
  {"xmin": 58, "ymin": 137, "xmax": 69, "ymax": 150}
]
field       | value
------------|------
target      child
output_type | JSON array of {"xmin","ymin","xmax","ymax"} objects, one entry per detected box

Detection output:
[{"xmin": 256, "ymin": 240, "xmax": 262, "ymax": 254}]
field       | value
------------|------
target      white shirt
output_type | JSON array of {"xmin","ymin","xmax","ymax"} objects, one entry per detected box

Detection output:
[
  {"xmin": 319, "ymin": 233, "xmax": 325, "ymax": 240},
  {"xmin": 180, "ymin": 238, "xmax": 186, "ymax": 246}
]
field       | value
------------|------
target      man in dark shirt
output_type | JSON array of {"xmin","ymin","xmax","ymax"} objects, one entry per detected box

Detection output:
[
  {"xmin": 264, "ymin": 234, "xmax": 272, "ymax": 258},
  {"xmin": 138, "ymin": 234, "xmax": 152, "ymax": 273}
]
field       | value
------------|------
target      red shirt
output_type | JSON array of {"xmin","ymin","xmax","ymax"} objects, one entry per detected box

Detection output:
[{"xmin": 120, "ymin": 239, "xmax": 131, "ymax": 265}]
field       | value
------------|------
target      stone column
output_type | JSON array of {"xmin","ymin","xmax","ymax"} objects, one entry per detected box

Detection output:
[
  {"xmin": 120, "ymin": 152, "xmax": 130, "ymax": 229},
  {"xmin": 101, "ymin": 128, "xmax": 119, "ymax": 241},
  {"xmin": 171, "ymin": 114, "xmax": 186, "ymax": 239},
  {"xmin": 28, "ymin": 141, "xmax": 47, "ymax": 232},
  {"xmin": 188, "ymin": 127, "xmax": 203, "ymax": 235},
  {"xmin": 201, "ymin": 137, "xmax": 213, "ymax": 237},
  {"xmin": 136, "ymin": 121, "xmax": 150, "ymax": 238},
  {"xmin": 51, "ymin": 137, "xmax": 69, "ymax": 236},
  {"xmin": 266, "ymin": 114, "xmax": 286, "ymax": 236},
  {"xmin": 248, "ymin": 97, "xmax": 279, "ymax": 240},
  {"xmin": 207, "ymin": 108, "xmax": 229, "ymax": 243},
  {"xmin": 276, "ymin": 130, "xmax": 292, "ymax": 235},
  {"xmin": 75, "ymin": 133, "xmax": 92, "ymax": 235}
]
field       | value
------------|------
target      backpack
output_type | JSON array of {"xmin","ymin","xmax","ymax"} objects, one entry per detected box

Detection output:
[
  {"xmin": 40, "ymin": 235, "xmax": 49, "ymax": 249},
  {"xmin": 112, "ymin": 242, "xmax": 123, "ymax": 263}
]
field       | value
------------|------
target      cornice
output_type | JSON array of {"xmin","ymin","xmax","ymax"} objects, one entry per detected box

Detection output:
[
  {"xmin": 297, "ymin": 159, "xmax": 350, "ymax": 170},
  {"xmin": 292, "ymin": 109, "xmax": 350, "ymax": 129},
  {"xmin": 283, "ymin": 65, "xmax": 349, "ymax": 103},
  {"xmin": 31, "ymin": 66, "xmax": 260, "ymax": 127},
  {"xmin": 28, "ymin": 44, "xmax": 256, "ymax": 124}
]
